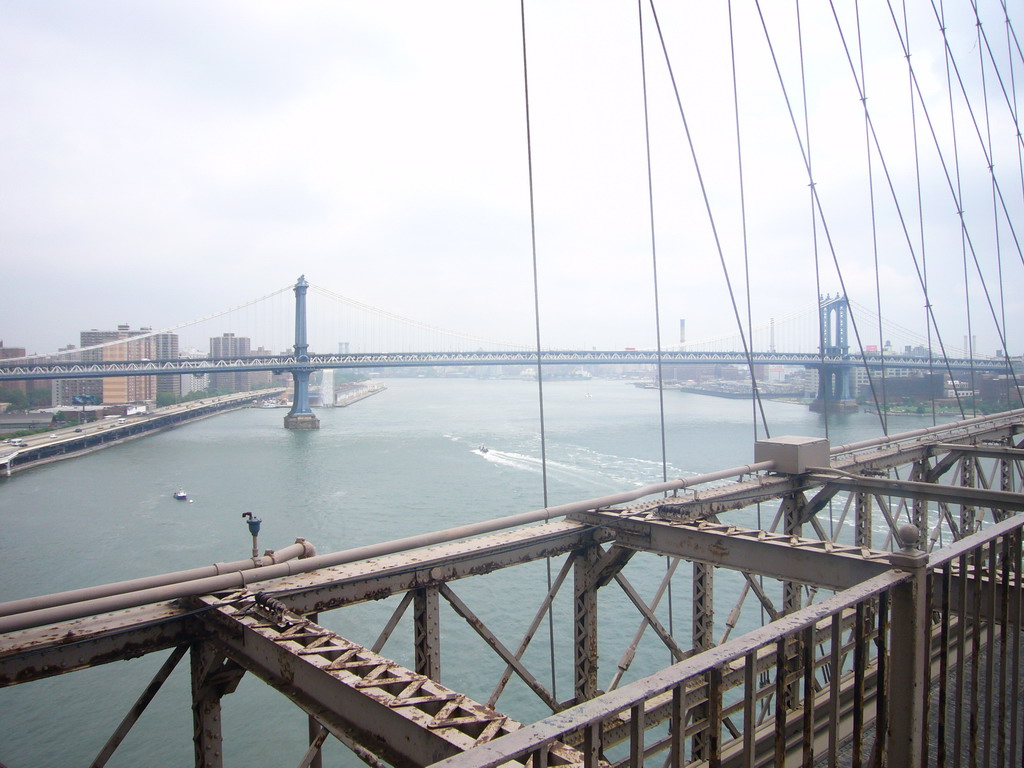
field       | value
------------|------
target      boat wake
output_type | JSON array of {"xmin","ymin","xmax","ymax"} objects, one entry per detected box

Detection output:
[{"xmin": 470, "ymin": 443, "xmax": 693, "ymax": 490}]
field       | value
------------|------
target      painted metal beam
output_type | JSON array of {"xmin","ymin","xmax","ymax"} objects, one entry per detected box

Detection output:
[
  {"xmin": 189, "ymin": 594, "xmax": 584, "ymax": 768},
  {"xmin": 805, "ymin": 472, "xmax": 1024, "ymax": 512},
  {"xmin": 0, "ymin": 603, "xmax": 195, "ymax": 687},
  {"xmin": 569, "ymin": 511, "xmax": 891, "ymax": 591},
  {"xmin": 263, "ymin": 521, "xmax": 611, "ymax": 615}
]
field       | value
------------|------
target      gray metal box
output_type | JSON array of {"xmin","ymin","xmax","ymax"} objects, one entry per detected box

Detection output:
[{"xmin": 754, "ymin": 435, "xmax": 830, "ymax": 474}]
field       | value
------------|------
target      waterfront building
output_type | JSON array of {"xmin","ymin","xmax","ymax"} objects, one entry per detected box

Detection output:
[
  {"xmin": 179, "ymin": 348, "xmax": 209, "ymax": 395},
  {"xmin": 51, "ymin": 326, "xmax": 181, "ymax": 406},
  {"xmin": 150, "ymin": 332, "xmax": 181, "ymax": 397},
  {"xmin": 0, "ymin": 342, "xmax": 28, "ymax": 397},
  {"xmin": 209, "ymin": 333, "xmax": 252, "ymax": 392},
  {"xmin": 97, "ymin": 326, "xmax": 155, "ymax": 404}
]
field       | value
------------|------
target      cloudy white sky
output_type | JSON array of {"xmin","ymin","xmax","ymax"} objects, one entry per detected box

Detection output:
[{"xmin": 2, "ymin": 1, "xmax": 1021, "ymax": 358}]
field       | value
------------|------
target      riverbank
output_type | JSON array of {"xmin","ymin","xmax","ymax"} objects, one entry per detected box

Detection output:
[
  {"xmin": 335, "ymin": 382, "xmax": 386, "ymax": 407},
  {"xmin": 0, "ymin": 390, "xmax": 284, "ymax": 478}
]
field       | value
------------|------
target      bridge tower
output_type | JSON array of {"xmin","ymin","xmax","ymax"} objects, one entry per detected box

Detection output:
[
  {"xmin": 810, "ymin": 294, "xmax": 858, "ymax": 412},
  {"xmin": 284, "ymin": 275, "xmax": 320, "ymax": 430}
]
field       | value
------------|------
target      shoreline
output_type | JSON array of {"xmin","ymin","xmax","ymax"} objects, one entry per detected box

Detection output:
[{"xmin": 0, "ymin": 390, "xmax": 284, "ymax": 478}]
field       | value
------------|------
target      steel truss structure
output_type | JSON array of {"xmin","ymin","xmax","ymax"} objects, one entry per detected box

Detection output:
[
  {"xmin": 0, "ymin": 349, "xmax": 1010, "ymax": 382},
  {"xmin": 2, "ymin": 410, "xmax": 1023, "ymax": 767}
]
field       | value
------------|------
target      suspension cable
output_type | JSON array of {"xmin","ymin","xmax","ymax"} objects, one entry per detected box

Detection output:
[
  {"xmin": 637, "ymin": 0, "xmax": 670, "ymax": 483},
  {"xmin": 972, "ymin": 0, "xmax": 1012, "ymax": 410},
  {"xmin": 795, "ymin": 0, "xmax": 831, "ymax": 439},
  {"xmin": 646, "ymin": 0, "xmax": 771, "ymax": 439},
  {"xmin": 518, "ymin": 0, "xmax": 556, "ymax": 705},
  {"xmin": 308, "ymin": 284, "xmax": 529, "ymax": 351},
  {"xmin": 4, "ymin": 284, "xmax": 295, "ymax": 363},
  {"xmin": 755, "ymin": 1, "xmax": 900, "ymax": 428},
  {"xmin": 890, "ymin": 1, "xmax": 1024, "ymax": 404},
  {"xmin": 899, "ymin": 0, "xmax": 939, "ymax": 425},
  {"xmin": 727, "ymin": 0, "xmax": 766, "ymax": 441},
  {"xmin": 855, "ymin": 0, "xmax": 889, "ymax": 434}
]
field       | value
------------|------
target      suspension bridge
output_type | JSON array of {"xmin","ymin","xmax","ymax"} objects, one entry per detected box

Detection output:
[
  {"xmin": 2, "ymin": 0, "xmax": 1024, "ymax": 766},
  {"xmin": 0, "ymin": 278, "xmax": 1018, "ymax": 428}
]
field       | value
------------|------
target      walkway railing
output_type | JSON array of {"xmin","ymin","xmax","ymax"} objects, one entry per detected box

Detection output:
[{"xmin": 430, "ymin": 515, "xmax": 1023, "ymax": 768}]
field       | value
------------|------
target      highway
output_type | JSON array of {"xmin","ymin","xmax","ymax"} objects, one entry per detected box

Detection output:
[{"xmin": 0, "ymin": 390, "xmax": 285, "ymax": 477}]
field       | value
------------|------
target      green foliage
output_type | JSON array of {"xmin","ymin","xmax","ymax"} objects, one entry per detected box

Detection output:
[
  {"xmin": 0, "ymin": 388, "xmax": 51, "ymax": 410},
  {"xmin": 28, "ymin": 389, "xmax": 51, "ymax": 407},
  {"xmin": 0, "ymin": 388, "xmax": 29, "ymax": 410},
  {"xmin": 155, "ymin": 388, "xmax": 244, "ymax": 407},
  {"xmin": 155, "ymin": 392, "xmax": 179, "ymax": 407}
]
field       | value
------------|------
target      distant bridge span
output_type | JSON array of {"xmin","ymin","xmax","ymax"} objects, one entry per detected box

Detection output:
[{"xmin": 0, "ymin": 349, "xmax": 1014, "ymax": 382}]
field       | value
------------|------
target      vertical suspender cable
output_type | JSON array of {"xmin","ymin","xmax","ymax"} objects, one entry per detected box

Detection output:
[
  {"xmin": 760, "ymin": 2, "xmax": 904, "ymax": 428},
  {"xmin": 637, "ymin": 0, "xmax": 670, "ymax": 484},
  {"xmin": 727, "ymin": 0, "xmax": 765, "ymax": 442},
  {"xmin": 971, "ymin": 0, "xmax": 1010, "ymax": 409},
  {"xmin": 637, "ymin": 0, "xmax": 675, "ymax": 657},
  {"xmin": 1000, "ymin": 0, "xmax": 1023, "ymax": 409},
  {"xmin": 1001, "ymin": 0, "xmax": 1024, "ymax": 213},
  {"xmin": 795, "ymin": 0, "xmax": 829, "ymax": 441},
  {"xmin": 646, "ymin": 0, "xmax": 771, "ymax": 439},
  {"xmin": 518, "ymin": 0, "xmax": 556, "ymax": 704},
  {"xmin": 922, "ymin": 1, "xmax": 1024, "ymax": 409},
  {"xmin": 728, "ymin": 0, "xmax": 766, "ymax": 620},
  {"xmin": 518, "ymin": 0, "xmax": 548, "ymax": 512},
  {"xmin": 900, "ymin": 0, "xmax": 939, "ymax": 425},
  {"xmin": 940, "ymin": 0, "xmax": 977, "ymax": 416},
  {"xmin": 855, "ymin": 0, "xmax": 889, "ymax": 435}
]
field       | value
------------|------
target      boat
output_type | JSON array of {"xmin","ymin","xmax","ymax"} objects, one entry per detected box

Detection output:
[
  {"xmin": 173, "ymin": 489, "xmax": 187, "ymax": 501},
  {"xmin": 478, "ymin": 445, "xmax": 489, "ymax": 454}
]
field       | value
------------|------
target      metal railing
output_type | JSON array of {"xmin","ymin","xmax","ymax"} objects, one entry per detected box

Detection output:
[{"xmin": 430, "ymin": 515, "xmax": 1024, "ymax": 768}]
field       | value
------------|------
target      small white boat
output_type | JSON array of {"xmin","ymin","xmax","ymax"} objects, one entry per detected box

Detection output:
[{"xmin": 173, "ymin": 489, "xmax": 187, "ymax": 501}]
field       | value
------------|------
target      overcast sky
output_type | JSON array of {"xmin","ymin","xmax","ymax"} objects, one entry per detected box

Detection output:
[{"xmin": 2, "ymin": 1, "xmax": 1021, "ymax": 358}]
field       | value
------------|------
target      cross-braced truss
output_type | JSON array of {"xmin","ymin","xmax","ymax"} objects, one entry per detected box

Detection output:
[{"xmin": 1, "ymin": 409, "xmax": 1023, "ymax": 767}]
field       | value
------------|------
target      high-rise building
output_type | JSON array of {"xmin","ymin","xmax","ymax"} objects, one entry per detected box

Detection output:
[
  {"xmin": 52, "ymin": 326, "xmax": 180, "ymax": 405},
  {"xmin": 209, "ymin": 333, "xmax": 252, "ymax": 392},
  {"xmin": 99, "ymin": 326, "xmax": 154, "ymax": 404},
  {"xmin": 150, "ymin": 331, "xmax": 181, "ymax": 397},
  {"xmin": 0, "ymin": 342, "xmax": 28, "ymax": 397}
]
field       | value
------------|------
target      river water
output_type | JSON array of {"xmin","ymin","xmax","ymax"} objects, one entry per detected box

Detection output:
[{"xmin": 0, "ymin": 377, "xmax": 935, "ymax": 767}]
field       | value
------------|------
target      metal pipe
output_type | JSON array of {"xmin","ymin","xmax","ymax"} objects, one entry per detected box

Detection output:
[
  {"xmin": 0, "ymin": 539, "xmax": 315, "ymax": 619},
  {"xmin": 0, "ymin": 463, "xmax": 772, "ymax": 634},
  {"xmin": 831, "ymin": 407, "xmax": 1024, "ymax": 456}
]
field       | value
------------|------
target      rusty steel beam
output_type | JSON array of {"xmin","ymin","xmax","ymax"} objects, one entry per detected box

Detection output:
[
  {"xmin": 569, "ymin": 511, "xmax": 891, "ymax": 591},
  {"xmin": 414, "ymin": 587, "xmax": 441, "ymax": 681},
  {"xmin": 0, "ymin": 602, "xmax": 197, "ymax": 687},
  {"xmin": 806, "ymin": 472, "xmax": 1024, "ymax": 514},
  {"xmin": 0, "ymin": 523, "xmax": 604, "ymax": 688},
  {"xmin": 262, "ymin": 521, "xmax": 611, "ymax": 615},
  {"xmin": 188, "ymin": 593, "xmax": 583, "ymax": 768},
  {"xmin": 438, "ymin": 583, "xmax": 561, "ymax": 713},
  {"xmin": 91, "ymin": 644, "xmax": 188, "ymax": 768}
]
